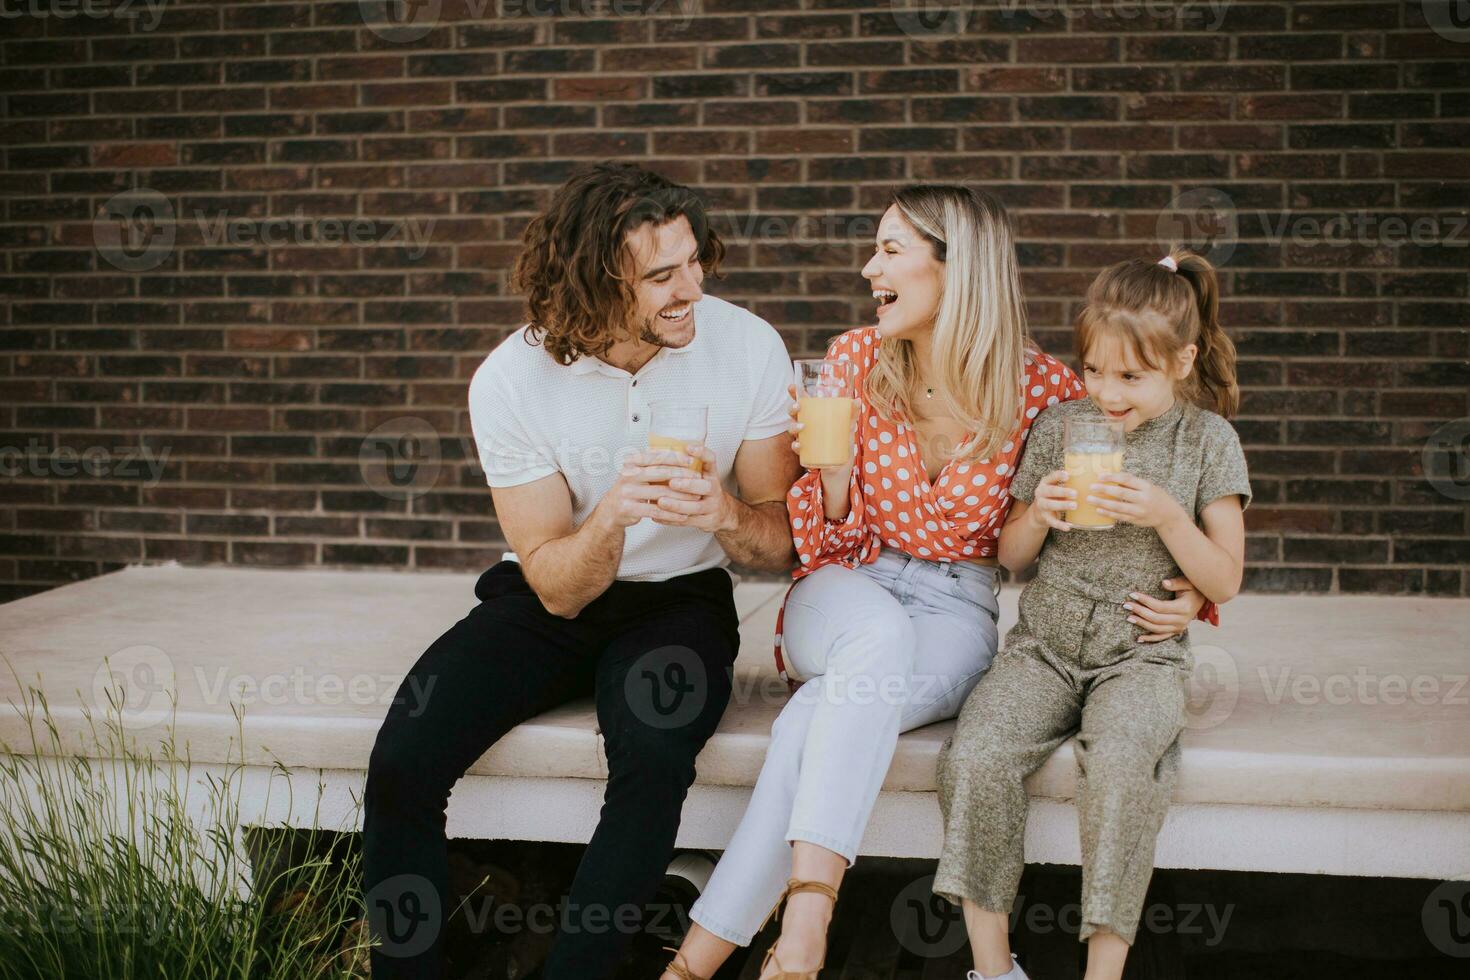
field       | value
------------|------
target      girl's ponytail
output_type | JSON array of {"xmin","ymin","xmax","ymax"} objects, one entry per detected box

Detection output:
[{"xmin": 1170, "ymin": 249, "xmax": 1239, "ymax": 419}]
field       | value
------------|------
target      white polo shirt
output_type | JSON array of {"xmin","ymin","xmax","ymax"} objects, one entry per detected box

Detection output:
[{"xmin": 468, "ymin": 294, "xmax": 793, "ymax": 582}]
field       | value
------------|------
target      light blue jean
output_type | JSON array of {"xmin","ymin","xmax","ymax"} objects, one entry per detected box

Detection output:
[{"xmin": 688, "ymin": 546, "xmax": 1002, "ymax": 945}]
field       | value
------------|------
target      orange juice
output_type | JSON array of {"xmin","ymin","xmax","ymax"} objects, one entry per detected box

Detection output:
[
  {"xmin": 647, "ymin": 433, "xmax": 705, "ymax": 475},
  {"xmin": 1063, "ymin": 449, "xmax": 1124, "ymax": 529},
  {"xmin": 797, "ymin": 396, "xmax": 854, "ymax": 467}
]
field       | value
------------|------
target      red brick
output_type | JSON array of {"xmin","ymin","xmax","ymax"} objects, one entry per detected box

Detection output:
[
  {"xmin": 92, "ymin": 142, "xmax": 178, "ymax": 167},
  {"xmin": 364, "ymin": 82, "xmax": 454, "ymax": 106},
  {"xmin": 1124, "ymin": 95, "xmax": 1231, "ymax": 120},
  {"xmin": 1238, "ymin": 94, "xmax": 1344, "ymax": 119},
  {"xmin": 755, "ymin": 129, "xmax": 853, "ymax": 154},
  {"xmin": 553, "ymin": 77, "xmax": 645, "ymax": 101},
  {"xmin": 965, "ymin": 67, "xmax": 1065, "ymax": 93}
]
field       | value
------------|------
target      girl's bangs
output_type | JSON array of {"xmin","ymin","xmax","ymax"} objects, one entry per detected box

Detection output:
[{"xmin": 1076, "ymin": 307, "xmax": 1175, "ymax": 373}]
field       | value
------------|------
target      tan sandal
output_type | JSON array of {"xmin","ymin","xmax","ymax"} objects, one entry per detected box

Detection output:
[
  {"xmin": 757, "ymin": 877, "xmax": 840, "ymax": 979},
  {"xmin": 660, "ymin": 945, "xmax": 708, "ymax": 980}
]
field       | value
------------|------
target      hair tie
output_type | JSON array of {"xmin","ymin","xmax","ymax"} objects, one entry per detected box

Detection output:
[{"xmin": 1158, "ymin": 255, "xmax": 1178, "ymax": 272}]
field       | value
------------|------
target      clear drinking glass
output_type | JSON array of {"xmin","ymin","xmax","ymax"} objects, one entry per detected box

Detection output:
[
  {"xmin": 647, "ymin": 401, "xmax": 708, "ymax": 475},
  {"xmin": 793, "ymin": 358, "xmax": 857, "ymax": 468},
  {"xmin": 1062, "ymin": 418, "xmax": 1125, "ymax": 529}
]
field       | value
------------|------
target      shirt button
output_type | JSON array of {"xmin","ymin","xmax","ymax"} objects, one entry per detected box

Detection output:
[
  {"xmin": 632, "ymin": 414, "xmax": 640, "ymax": 422},
  {"xmin": 631, "ymin": 380, "xmax": 637, "ymax": 386}
]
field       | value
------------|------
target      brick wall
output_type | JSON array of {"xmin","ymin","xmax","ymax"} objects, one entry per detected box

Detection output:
[{"xmin": 1, "ymin": 0, "xmax": 1467, "ymax": 602}]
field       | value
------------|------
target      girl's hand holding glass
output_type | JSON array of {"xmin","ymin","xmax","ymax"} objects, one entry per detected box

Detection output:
[
  {"xmin": 1027, "ymin": 469, "xmax": 1078, "ymax": 532},
  {"xmin": 1089, "ymin": 471, "xmax": 1184, "ymax": 529}
]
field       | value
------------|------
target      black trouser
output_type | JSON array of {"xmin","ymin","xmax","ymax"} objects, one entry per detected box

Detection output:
[{"xmin": 362, "ymin": 560, "xmax": 740, "ymax": 980}]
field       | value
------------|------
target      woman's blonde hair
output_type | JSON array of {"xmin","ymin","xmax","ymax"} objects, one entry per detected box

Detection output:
[
  {"xmin": 1075, "ymin": 247, "xmax": 1239, "ymax": 418},
  {"xmin": 864, "ymin": 185, "xmax": 1031, "ymax": 465}
]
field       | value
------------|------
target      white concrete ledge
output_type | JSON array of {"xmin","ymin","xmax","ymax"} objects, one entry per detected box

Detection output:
[{"xmin": 2, "ymin": 564, "xmax": 1467, "ymax": 880}]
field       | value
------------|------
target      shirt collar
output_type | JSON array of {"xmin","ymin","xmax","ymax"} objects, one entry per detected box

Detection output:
[{"xmin": 567, "ymin": 355, "xmax": 607, "ymax": 376}]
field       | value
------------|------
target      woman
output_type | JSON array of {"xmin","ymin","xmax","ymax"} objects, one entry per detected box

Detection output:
[{"xmin": 659, "ymin": 186, "xmax": 1207, "ymax": 980}]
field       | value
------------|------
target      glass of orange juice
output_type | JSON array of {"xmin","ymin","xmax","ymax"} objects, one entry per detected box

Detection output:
[
  {"xmin": 794, "ymin": 358, "xmax": 857, "ymax": 468},
  {"xmin": 648, "ymin": 401, "xmax": 707, "ymax": 476},
  {"xmin": 1063, "ymin": 418, "xmax": 1125, "ymax": 529}
]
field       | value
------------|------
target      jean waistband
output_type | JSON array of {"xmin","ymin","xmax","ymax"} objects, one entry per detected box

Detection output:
[{"xmin": 872, "ymin": 547, "xmax": 998, "ymax": 578}]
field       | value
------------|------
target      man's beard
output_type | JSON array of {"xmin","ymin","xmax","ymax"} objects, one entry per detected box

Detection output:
[
  {"xmin": 637, "ymin": 311, "xmax": 692, "ymax": 349},
  {"xmin": 638, "ymin": 318, "xmax": 673, "ymax": 347}
]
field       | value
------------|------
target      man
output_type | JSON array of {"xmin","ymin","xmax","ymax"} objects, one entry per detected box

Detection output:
[{"xmin": 362, "ymin": 162, "xmax": 801, "ymax": 980}]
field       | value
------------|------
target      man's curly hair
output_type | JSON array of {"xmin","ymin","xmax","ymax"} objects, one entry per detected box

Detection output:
[{"xmin": 510, "ymin": 163, "xmax": 725, "ymax": 366}]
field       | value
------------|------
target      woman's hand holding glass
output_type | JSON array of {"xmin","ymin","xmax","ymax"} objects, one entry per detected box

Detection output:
[
  {"xmin": 786, "ymin": 384, "xmax": 860, "ymax": 472},
  {"xmin": 788, "ymin": 383, "xmax": 860, "ymax": 522}
]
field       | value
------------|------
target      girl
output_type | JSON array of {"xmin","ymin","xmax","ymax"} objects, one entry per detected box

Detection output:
[
  {"xmin": 659, "ymin": 191, "xmax": 1208, "ymax": 980},
  {"xmin": 933, "ymin": 249, "xmax": 1251, "ymax": 980}
]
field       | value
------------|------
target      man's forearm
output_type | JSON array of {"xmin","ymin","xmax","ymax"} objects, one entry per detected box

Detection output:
[
  {"xmin": 521, "ymin": 503, "xmax": 624, "ymax": 618},
  {"xmin": 715, "ymin": 497, "xmax": 796, "ymax": 573}
]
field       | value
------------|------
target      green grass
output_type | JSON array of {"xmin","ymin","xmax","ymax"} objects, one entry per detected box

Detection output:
[{"xmin": 0, "ymin": 676, "xmax": 371, "ymax": 980}]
